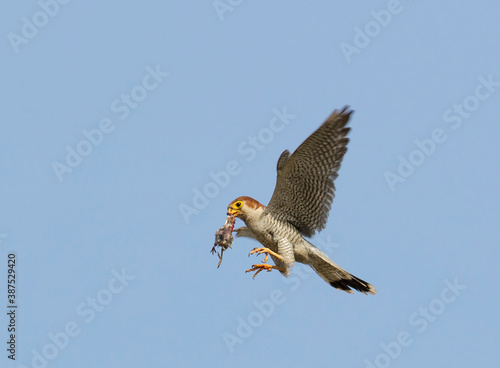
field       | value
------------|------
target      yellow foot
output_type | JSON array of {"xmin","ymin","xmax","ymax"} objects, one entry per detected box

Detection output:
[
  {"xmin": 249, "ymin": 247, "xmax": 284, "ymax": 263},
  {"xmin": 245, "ymin": 264, "xmax": 285, "ymax": 279}
]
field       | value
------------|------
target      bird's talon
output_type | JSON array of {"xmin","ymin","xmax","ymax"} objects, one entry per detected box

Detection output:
[
  {"xmin": 248, "ymin": 247, "xmax": 284, "ymax": 262},
  {"xmin": 245, "ymin": 264, "xmax": 284, "ymax": 279}
]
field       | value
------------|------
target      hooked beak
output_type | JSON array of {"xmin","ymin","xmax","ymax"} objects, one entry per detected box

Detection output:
[{"xmin": 227, "ymin": 207, "xmax": 240, "ymax": 217}]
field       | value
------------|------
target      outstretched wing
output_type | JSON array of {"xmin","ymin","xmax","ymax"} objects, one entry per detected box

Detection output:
[{"xmin": 264, "ymin": 106, "xmax": 352, "ymax": 237}]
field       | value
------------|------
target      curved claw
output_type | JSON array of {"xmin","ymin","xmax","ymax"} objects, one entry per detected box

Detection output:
[
  {"xmin": 248, "ymin": 247, "xmax": 284, "ymax": 263},
  {"xmin": 245, "ymin": 264, "xmax": 285, "ymax": 279}
]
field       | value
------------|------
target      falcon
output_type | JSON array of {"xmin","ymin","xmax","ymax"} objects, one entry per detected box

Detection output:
[{"xmin": 227, "ymin": 107, "xmax": 376, "ymax": 294}]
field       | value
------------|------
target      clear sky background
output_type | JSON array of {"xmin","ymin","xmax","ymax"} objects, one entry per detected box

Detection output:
[{"xmin": 1, "ymin": 1, "xmax": 499, "ymax": 367}]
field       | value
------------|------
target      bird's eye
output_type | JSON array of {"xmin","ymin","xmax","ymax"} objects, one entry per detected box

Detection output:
[{"xmin": 235, "ymin": 201, "xmax": 242, "ymax": 208}]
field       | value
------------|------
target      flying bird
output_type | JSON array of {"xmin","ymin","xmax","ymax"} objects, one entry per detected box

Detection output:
[{"xmin": 227, "ymin": 107, "xmax": 376, "ymax": 294}]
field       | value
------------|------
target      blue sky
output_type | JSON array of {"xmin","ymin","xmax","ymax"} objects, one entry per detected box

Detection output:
[{"xmin": 1, "ymin": 1, "xmax": 499, "ymax": 367}]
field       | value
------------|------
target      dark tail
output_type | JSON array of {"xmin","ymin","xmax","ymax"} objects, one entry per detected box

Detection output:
[{"xmin": 308, "ymin": 244, "xmax": 376, "ymax": 295}]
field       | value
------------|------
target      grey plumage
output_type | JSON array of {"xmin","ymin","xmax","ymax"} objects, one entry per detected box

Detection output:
[
  {"xmin": 228, "ymin": 106, "xmax": 376, "ymax": 294},
  {"xmin": 265, "ymin": 107, "xmax": 351, "ymax": 237}
]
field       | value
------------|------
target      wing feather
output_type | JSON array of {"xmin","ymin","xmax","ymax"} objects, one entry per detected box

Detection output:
[{"xmin": 264, "ymin": 106, "xmax": 352, "ymax": 237}]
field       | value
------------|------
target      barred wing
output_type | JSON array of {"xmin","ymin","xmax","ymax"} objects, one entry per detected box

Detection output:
[{"xmin": 264, "ymin": 107, "xmax": 352, "ymax": 237}]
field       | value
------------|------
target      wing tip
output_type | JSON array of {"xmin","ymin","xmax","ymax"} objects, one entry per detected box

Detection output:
[
  {"xmin": 336, "ymin": 105, "xmax": 354, "ymax": 119},
  {"xmin": 339, "ymin": 104, "xmax": 352, "ymax": 114},
  {"xmin": 325, "ymin": 105, "xmax": 353, "ymax": 131}
]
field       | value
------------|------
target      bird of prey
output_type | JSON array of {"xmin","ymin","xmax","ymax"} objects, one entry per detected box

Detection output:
[{"xmin": 226, "ymin": 107, "xmax": 376, "ymax": 294}]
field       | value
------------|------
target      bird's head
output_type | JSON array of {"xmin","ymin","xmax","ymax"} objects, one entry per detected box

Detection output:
[{"xmin": 227, "ymin": 196, "xmax": 265, "ymax": 222}]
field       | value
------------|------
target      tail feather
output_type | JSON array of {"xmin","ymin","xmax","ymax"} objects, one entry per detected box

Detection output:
[
  {"xmin": 328, "ymin": 274, "xmax": 376, "ymax": 295},
  {"xmin": 308, "ymin": 245, "xmax": 376, "ymax": 295}
]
